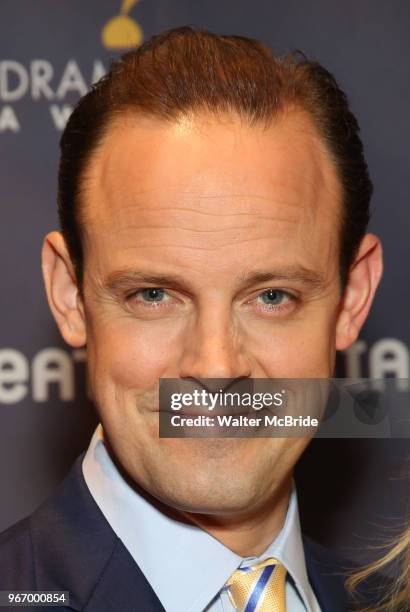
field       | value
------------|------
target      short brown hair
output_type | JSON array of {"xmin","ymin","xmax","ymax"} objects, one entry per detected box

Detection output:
[{"xmin": 58, "ymin": 26, "xmax": 372, "ymax": 290}]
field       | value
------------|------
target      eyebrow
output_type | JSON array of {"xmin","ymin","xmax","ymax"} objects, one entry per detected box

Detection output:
[
  {"xmin": 237, "ymin": 267, "xmax": 325, "ymax": 289},
  {"xmin": 104, "ymin": 271, "xmax": 189, "ymax": 294},
  {"xmin": 102, "ymin": 265, "xmax": 326, "ymax": 295}
]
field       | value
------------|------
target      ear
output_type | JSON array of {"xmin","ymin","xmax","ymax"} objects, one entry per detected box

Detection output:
[
  {"xmin": 336, "ymin": 233, "xmax": 383, "ymax": 351},
  {"xmin": 41, "ymin": 231, "xmax": 86, "ymax": 348}
]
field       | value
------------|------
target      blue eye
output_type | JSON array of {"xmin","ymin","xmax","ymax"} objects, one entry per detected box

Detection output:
[
  {"xmin": 258, "ymin": 289, "xmax": 287, "ymax": 306},
  {"xmin": 126, "ymin": 287, "xmax": 176, "ymax": 312},
  {"xmin": 140, "ymin": 288, "xmax": 166, "ymax": 302}
]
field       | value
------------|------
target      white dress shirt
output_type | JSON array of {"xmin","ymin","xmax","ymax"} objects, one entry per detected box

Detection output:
[{"xmin": 82, "ymin": 424, "xmax": 321, "ymax": 612}]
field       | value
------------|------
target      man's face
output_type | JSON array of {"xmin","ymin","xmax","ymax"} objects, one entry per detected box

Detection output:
[{"xmin": 74, "ymin": 110, "xmax": 343, "ymax": 513}]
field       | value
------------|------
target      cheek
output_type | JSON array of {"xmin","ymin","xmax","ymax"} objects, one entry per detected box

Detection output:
[
  {"xmin": 245, "ymin": 306, "xmax": 338, "ymax": 377},
  {"xmin": 88, "ymin": 318, "xmax": 180, "ymax": 392}
]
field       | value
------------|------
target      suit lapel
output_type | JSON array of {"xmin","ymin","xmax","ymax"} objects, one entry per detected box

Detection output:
[
  {"xmin": 84, "ymin": 539, "xmax": 165, "ymax": 612},
  {"xmin": 30, "ymin": 453, "xmax": 165, "ymax": 611},
  {"xmin": 303, "ymin": 536, "xmax": 349, "ymax": 612}
]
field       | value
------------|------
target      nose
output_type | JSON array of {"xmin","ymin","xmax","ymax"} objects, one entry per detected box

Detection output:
[{"xmin": 177, "ymin": 305, "xmax": 252, "ymax": 383}]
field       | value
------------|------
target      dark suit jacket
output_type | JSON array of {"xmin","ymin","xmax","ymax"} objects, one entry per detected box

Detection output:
[{"xmin": 0, "ymin": 453, "xmax": 386, "ymax": 612}]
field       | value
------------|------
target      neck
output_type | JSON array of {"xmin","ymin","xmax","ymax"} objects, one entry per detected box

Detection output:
[{"xmin": 180, "ymin": 475, "xmax": 293, "ymax": 557}]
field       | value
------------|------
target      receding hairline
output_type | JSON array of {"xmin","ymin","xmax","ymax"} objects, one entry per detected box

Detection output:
[{"xmin": 76, "ymin": 103, "xmax": 343, "ymax": 237}]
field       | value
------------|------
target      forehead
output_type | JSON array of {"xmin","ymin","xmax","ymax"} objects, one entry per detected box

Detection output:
[{"xmin": 80, "ymin": 110, "xmax": 341, "ymax": 283}]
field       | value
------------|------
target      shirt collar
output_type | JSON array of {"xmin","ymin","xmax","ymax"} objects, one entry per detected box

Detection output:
[{"xmin": 82, "ymin": 424, "xmax": 314, "ymax": 612}]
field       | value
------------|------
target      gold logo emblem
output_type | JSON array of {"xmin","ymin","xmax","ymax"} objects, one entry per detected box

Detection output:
[{"xmin": 102, "ymin": 0, "xmax": 143, "ymax": 50}]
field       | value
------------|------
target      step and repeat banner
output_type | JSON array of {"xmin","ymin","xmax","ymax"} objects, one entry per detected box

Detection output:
[{"xmin": 1, "ymin": 0, "xmax": 409, "ymax": 566}]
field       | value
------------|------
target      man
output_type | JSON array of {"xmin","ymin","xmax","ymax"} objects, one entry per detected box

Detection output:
[{"xmin": 0, "ymin": 27, "xmax": 385, "ymax": 611}]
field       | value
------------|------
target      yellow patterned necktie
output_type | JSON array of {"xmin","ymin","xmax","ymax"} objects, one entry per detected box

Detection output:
[{"xmin": 224, "ymin": 557, "xmax": 287, "ymax": 612}]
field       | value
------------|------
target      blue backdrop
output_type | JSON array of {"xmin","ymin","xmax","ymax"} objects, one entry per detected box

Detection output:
[{"xmin": 1, "ymin": 0, "xmax": 409, "ymax": 567}]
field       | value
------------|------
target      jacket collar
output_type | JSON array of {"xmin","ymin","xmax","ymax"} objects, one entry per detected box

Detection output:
[
  {"xmin": 30, "ymin": 452, "xmax": 165, "ymax": 611},
  {"xmin": 304, "ymin": 535, "xmax": 350, "ymax": 612}
]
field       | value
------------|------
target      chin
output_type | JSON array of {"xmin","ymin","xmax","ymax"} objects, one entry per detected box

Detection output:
[
  {"xmin": 157, "ymin": 488, "xmax": 258, "ymax": 516},
  {"xmin": 150, "ymin": 467, "xmax": 262, "ymax": 513}
]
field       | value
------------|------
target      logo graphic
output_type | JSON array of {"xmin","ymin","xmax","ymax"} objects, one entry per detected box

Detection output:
[{"xmin": 102, "ymin": 0, "xmax": 143, "ymax": 49}]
